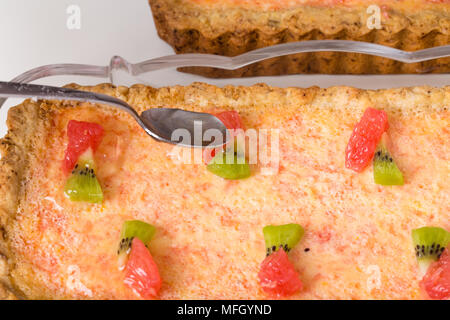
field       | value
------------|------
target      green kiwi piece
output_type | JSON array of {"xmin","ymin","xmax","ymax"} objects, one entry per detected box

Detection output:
[
  {"xmin": 226, "ymin": 133, "xmax": 246, "ymax": 157},
  {"xmin": 263, "ymin": 224, "xmax": 305, "ymax": 256},
  {"xmin": 412, "ymin": 226, "xmax": 450, "ymax": 276},
  {"xmin": 64, "ymin": 152, "xmax": 103, "ymax": 203},
  {"xmin": 207, "ymin": 149, "xmax": 250, "ymax": 180},
  {"xmin": 373, "ymin": 141, "xmax": 404, "ymax": 186},
  {"xmin": 117, "ymin": 220, "xmax": 156, "ymax": 269}
]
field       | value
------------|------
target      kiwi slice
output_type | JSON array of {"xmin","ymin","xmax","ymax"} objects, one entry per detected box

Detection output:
[
  {"xmin": 263, "ymin": 224, "xmax": 305, "ymax": 256},
  {"xmin": 64, "ymin": 150, "xmax": 103, "ymax": 203},
  {"xmin": 117, "ymin": 220, "xmax": 156, "ymax": 269},
  {"xmin": 373, "ymin": 140, "xmax": 404, "ymax": 186},
  {"xmin": 226, "ymin": 133, "xmax": 246, "ymax": 157},
  {"xmin": 412, "ymin": 226, "xmax": 450, "ymax": 276},
  {"xmin": 207, "ymin": 149, "xmax": 250, "ymax": 180}
]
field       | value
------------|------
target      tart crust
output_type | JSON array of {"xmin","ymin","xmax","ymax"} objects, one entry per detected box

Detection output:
[
  {"xmin": 0, "ymin": 99, "xmax": 44, "ymax": 299},
  {"xmin": 149, "ymin": 0, "xmax": 450, "ymax": 77},
  {"xmin": 0, "ymin": 83, "xmax": 449, "ymax": 299}
]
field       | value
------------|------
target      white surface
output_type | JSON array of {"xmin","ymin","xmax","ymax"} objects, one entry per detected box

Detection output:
[{"xmin": 0, "ymin": 0, "xmax": 448, "ymax": 137}]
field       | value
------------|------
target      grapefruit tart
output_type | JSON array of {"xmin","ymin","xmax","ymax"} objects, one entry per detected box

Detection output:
[{"xmin": 0, "ymin": 83, "xmax": 448, "ymax": 299}]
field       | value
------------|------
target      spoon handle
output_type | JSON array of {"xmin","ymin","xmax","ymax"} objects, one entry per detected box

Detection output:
[
  {"xmin": 0, "ymin": 81, "xmax": 133, "ymax": 113},
  {"xmin": 0, "ymin": 81, "xmax": 151, "ymax": 135}
]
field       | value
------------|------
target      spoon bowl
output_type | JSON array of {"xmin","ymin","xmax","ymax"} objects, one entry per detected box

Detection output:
[{"xmin": 141, "ymin": 108, "xmax": 228, "ymax": 147}]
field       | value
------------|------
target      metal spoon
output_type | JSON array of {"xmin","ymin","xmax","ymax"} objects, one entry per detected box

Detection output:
[{"xmin": 0, "ymin": 82, "xmax": 228, "ymax": 148}]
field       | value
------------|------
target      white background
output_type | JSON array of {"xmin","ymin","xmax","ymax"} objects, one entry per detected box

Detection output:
[{"xmin": 0, "ymin": 0, "xmax": 448, "ymax": 137}]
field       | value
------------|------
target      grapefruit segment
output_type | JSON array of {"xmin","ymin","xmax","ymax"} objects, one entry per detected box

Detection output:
[
  {"xmin": 64, "ymin": 120, "xmax": 104, "ymax": 173},
  {"xmin": 124, "ymin": 238, "xmax": 161, "ymax": 299},
  {"xmin": 203, "ymin": 111, "xmax": 244, "ymax": 165},
  {"xmin": 258, "ymin": 249, "xmax": 303, "ymax": 296},
  {"xmin": 215, "ymin": 111, "xmax": 244, "ymax": 133},
  {"xmin": 421, "ymin": 248, "xmax": 450, "ymax": 300},
  {"xmin": 345, "ymin": 108, "xmax": 388, "ymax": 172}
]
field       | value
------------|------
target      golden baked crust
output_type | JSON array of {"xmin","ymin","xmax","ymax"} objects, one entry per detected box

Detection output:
[
  {"xmin": 0, "ymin": 255, "xmax": 14, "ymax": 299},
  {"xmin": 0, "ymin": 83, "xmax": 448, "ymax": 300},
  {"xmin": 0, "ymin": 99, "xmax": 45, "ymax": 300},
  {"xmin": 149, "ymin": 0, "xmax": 450, "ymax": 77},
  {"xmin": 0, "ymin": 284, "xmax": 16, "ymax": 300}
]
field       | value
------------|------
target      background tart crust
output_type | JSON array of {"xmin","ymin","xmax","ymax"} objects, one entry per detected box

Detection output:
[
  {"xmin": 0, "ymin": 83, "xmax": 448, "ymax": 299},
  {"xmin": 149, "ymin": 0, "xmax": 450, "ymax": 77}
]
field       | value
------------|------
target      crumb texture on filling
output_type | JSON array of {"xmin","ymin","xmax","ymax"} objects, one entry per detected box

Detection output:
[{"xmin": 0, "ymin": 83, "xmax": 449, "ymax": 299}]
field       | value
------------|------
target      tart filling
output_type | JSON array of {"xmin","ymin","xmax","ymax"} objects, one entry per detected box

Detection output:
[{"xmin": 0, "ymin": 84, "xmax": 448, "ymax": 299}]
